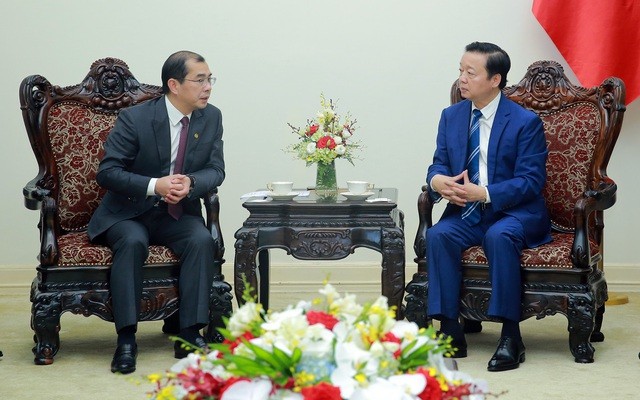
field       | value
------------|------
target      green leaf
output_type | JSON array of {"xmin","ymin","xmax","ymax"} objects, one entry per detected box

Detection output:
[
  {"xmin": 271, "ymin": 346, "xmax": 294, "ymax": 369},
  {"xmin": 245, "ymin": 342, "xmax": 288, "ymax": 371},
  {"xmin": 225, "ymin": 356, "xmax": 278, "ymax": 377}
]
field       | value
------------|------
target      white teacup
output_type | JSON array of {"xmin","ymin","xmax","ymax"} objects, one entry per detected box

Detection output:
[
  {"xmin": 267, "ymin": 181, "xmax": 293, "ymax": 195},
  {"xmin": 346, "ymin": 180, "xmax": 373, "ymax": 195}
]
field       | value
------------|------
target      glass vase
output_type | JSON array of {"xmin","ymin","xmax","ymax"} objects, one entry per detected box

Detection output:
[{"xmin": 315, "ymin": 160, "xmax": 338, "ymax": 201}]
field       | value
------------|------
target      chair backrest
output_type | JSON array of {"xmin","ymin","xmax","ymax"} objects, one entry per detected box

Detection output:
[
  {"xmin": 20, "ymin": 58, "xmax": 162, "ymax": 233},
  {"xmin": 451, "ymin": 60, "xmax": 625, "ymax": 233}
]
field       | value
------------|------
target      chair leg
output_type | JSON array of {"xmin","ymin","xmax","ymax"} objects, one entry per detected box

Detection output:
[
  {"xmin": 567, "ymin": 293, "xmax": 596, "ymax": 363},
  {"xmin": 590, "ymin": 304, "xmax": 605, "ymax": 342},
  {"xmin": 404, "ymin": 272, "xmax": 431, "ymax": 328},
  {"xmin": 204, "ymin": 274, "xmax": 233, "ymax": 343},
  {"xmin": 31, "ymin": 290, "xmax": 62, "ymax": 365}
]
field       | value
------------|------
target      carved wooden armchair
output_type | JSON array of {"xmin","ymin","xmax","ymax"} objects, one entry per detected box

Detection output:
[
  {"xmin": 405, "ymin": 60, "xmax": 626, "ymax": 363},
  {"xmin": 20, "ymin": 58, "xmax": 233, "ymax": 365}
]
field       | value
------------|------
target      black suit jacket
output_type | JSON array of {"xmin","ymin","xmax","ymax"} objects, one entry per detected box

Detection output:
[{"xmin": 88, "ymin": 96, "xmax": 225, "ymax": 240}]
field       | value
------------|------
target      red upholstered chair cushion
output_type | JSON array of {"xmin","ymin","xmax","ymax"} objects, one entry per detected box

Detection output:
[
  {"xmin": 57, "ymin": 232, "xmax": 179, "ymax": 267},
  {"xmin": 541, "ymin": 103, "xmax": 601, "ymax": 231},
  {"xmin": 48, "ymin": 102, "xmax": 114, "ymax": 232},
  {"xmin": 48, "ymin": 103, "xmax": 180, "ymax": 266},
  {"xmin": 460, "ymin": 104, "xmax": 602, "ymax": 270},
  {"xmin": 462, "ymin": 231, "xmax": 599, "ymax": 269}
]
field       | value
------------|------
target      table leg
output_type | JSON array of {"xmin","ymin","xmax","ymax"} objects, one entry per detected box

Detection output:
[
  {"xmin": 381, "ymin": 227, "xmax": 406, "ymax": 319},
  {"xmin": 258, "ymin": 249, "xmax": 270, "ymax": 309},
  {"xmin": 234, "ymin": 229, "xmax": 259, "ymax": 306}
]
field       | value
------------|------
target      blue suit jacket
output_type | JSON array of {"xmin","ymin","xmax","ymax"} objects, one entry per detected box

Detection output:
[
  {"xmin": 427, "ymin": 94, "xmax": 551, "ymax": 248},
  {"xmin": 88, "ymin": 96, "xmax": 225, "ymax": 240}
]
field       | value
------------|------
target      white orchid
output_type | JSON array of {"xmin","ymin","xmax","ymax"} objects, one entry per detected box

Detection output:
[
  {"xmin": 252, "ymin": 313, "xmax": 309, "ymax": 357},
  {"xmin": 329, "ymin": 294, "xmax": 363, "ymax": 323},
  {"xmin": 227, "ymin": 301, "xmax": 263, "ymax": 337},
  {"xmin": 300, "ymin": 324, "xmax": 335, "ymax": 357},
  {"xmin": 350, "ymin": 376, "xmax": 425, "ymax": 400},
  {"xmin": 221, "ymin": 379, "xmax": 272, "ymax": 400}
]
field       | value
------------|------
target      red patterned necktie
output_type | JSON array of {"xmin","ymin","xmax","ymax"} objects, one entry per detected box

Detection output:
[{"xmin": 168, "ymin": 116, "xmax": 189, "ymax": 220}]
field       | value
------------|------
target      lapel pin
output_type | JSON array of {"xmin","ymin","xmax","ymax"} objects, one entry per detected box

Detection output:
[{"xmin": 194, "ymin": 133, "xmax": 199, "ymax": 139}]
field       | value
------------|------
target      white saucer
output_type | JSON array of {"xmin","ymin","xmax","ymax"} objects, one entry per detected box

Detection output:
[
  {"xmin": 245, "ymin": 198, "xmax": 271, "ymax": 203},
  {"xmin": 268, "ymin": 191, "xmax": 300, "ymax": 200},
  {"xmin": 342, "ymin": 191, "xmax": 374, "ymax": 200}
]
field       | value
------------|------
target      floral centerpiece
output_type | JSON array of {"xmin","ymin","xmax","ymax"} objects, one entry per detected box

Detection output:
[
  {"xmin": 147, "ymin": 284, "xmax": 488, "ymax": 400},
  {"xmin": 286, "ymin": 95, "xmax": 360, "ymax": 198}
]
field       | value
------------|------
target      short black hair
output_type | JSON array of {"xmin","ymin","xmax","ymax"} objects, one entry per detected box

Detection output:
[
  {"xmin": 161, "ymin": 51, "xmax": 206, "ymax": 94},
  {"xmin": 465, "ymin": 42, "xmax": 511, "ymax": 89}
]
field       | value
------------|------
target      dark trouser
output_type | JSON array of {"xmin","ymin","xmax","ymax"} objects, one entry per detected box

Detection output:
[
  {"xmin": 426, "ymin": 206, "xmax": 526, "ymax": 323},
  {"xmin": 105, "ymin": 205, "xmax": 214, "ymax": 331}
]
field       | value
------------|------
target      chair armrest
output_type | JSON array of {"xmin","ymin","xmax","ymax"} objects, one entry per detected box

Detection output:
[
  {"xmin": 23, "ymin": 178, "xmax": 49, "ymax": 211},
  {"xmin": 413, "ymin": 185, "xmax": 436, "ymax": 270},
  {"xmin": 23, "ymin": 176, "xmax": 60, "ymax": 266},
  {"xmin": 203, "ymin": 188, "xmax": 225, "ymax": 272},
  {"xmin": 572, "ymin": 181, "xmax": 617, "ymax": 269},
  {"xmin": 38, "ymin": 196, "xmax": 60, "ymax": 266},
  {"xmin": 203, "ymin": 188, "xmax": 218, "ymax": 230}
]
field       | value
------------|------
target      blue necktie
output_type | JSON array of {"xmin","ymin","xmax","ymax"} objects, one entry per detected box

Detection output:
[{"xmin": 462, "ymin": 109, "xmax": 482, "ymax": 225}]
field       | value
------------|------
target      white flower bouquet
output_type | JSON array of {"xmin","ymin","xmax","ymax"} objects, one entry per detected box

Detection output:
[
  {"xmin": 286, "ymin": 94, "xmax": 360, "ymax": 166},
  {"xmin": 147, "ymin": 284, "xmax": 488, "ymax": 400}
]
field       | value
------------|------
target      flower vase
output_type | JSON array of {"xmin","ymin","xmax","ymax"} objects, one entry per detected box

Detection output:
[{"xmin": 315, "ymin": 161, "xmax": 338, "ymax": 201}]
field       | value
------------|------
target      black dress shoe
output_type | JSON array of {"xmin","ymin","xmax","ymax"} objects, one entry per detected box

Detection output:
[
  {"xmin": 111, "ymin": 344, "xmax": 137, "ymax": 374},
  {"xmin": 174, "ymin": 336, "xmax": 208, "ymax": 359},
  {"xmin": 487, "ymin": 336, "xmax": 525, "ymax": 372}
]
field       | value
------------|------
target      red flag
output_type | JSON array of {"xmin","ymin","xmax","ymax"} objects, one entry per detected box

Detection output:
[{"xmin": 533, "ymin": 0, "xmax": 640, "ymax": 104}]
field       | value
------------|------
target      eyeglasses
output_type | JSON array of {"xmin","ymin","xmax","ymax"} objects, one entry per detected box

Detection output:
[{"xmin": 184, "ymin": 76, "xmax": 217, "ymax": 87}]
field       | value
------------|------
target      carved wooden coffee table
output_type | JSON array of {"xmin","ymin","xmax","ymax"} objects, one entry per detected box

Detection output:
[{"xmin": 234, "ymin": 188, "xmax": 406, "ymax": 318}]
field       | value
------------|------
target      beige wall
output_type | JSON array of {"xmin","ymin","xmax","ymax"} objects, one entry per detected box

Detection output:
[{"xmin": 2, "ymin": 1, "xmax": 639, "ymax": 289}]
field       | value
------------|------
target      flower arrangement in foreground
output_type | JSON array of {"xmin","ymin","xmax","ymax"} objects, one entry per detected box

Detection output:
[
  {"xmin": 147, "ymin": 284, "xmax": 488, "ymax": 400},
  {"xmin": 286, "ymin": 94, "xmax": 360, "ymax": 166}
]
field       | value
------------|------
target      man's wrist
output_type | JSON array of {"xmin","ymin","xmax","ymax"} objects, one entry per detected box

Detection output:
[
  {"xmin": 148, "ymin": 177, "xmax": 158, "ymax": 197},
  {"xmin": 187, "ymin": 174, "xmax": 196, "ymax": 197},
  {"xmin": 483, "ymin": 186, "xmax": 490, "ymax": 203}
]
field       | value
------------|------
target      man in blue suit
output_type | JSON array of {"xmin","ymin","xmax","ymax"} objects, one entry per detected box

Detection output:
[
  {"xmin": 426, "ymin": 42, "xmax": 551, "ymax": 372},
  {"xmin": 88, "ymin": 50, "xmax": 225, "ymax": 374}
]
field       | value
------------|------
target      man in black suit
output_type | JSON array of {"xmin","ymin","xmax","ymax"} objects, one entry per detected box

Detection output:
[{"xmin": 88, "ymin": 50, "xmax": 225, "ymax": 374}]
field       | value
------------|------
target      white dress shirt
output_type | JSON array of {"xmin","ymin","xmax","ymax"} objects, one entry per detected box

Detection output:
[
  {"xmin": 472, "ymin": 92, "xmax": 501, "ymax": 203},
  {"xmin": 146, "ymin": 97, "xmax": 192, "ymax": 196}
]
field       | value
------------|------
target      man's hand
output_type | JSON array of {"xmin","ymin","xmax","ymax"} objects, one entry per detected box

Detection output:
[
  {"xmin": 155, "ymin": 174, "xmax": 190, "ymax": 204},
  {"xmin": 432, "ymin": 171, "xmax": 486, "ymax": 207}
]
